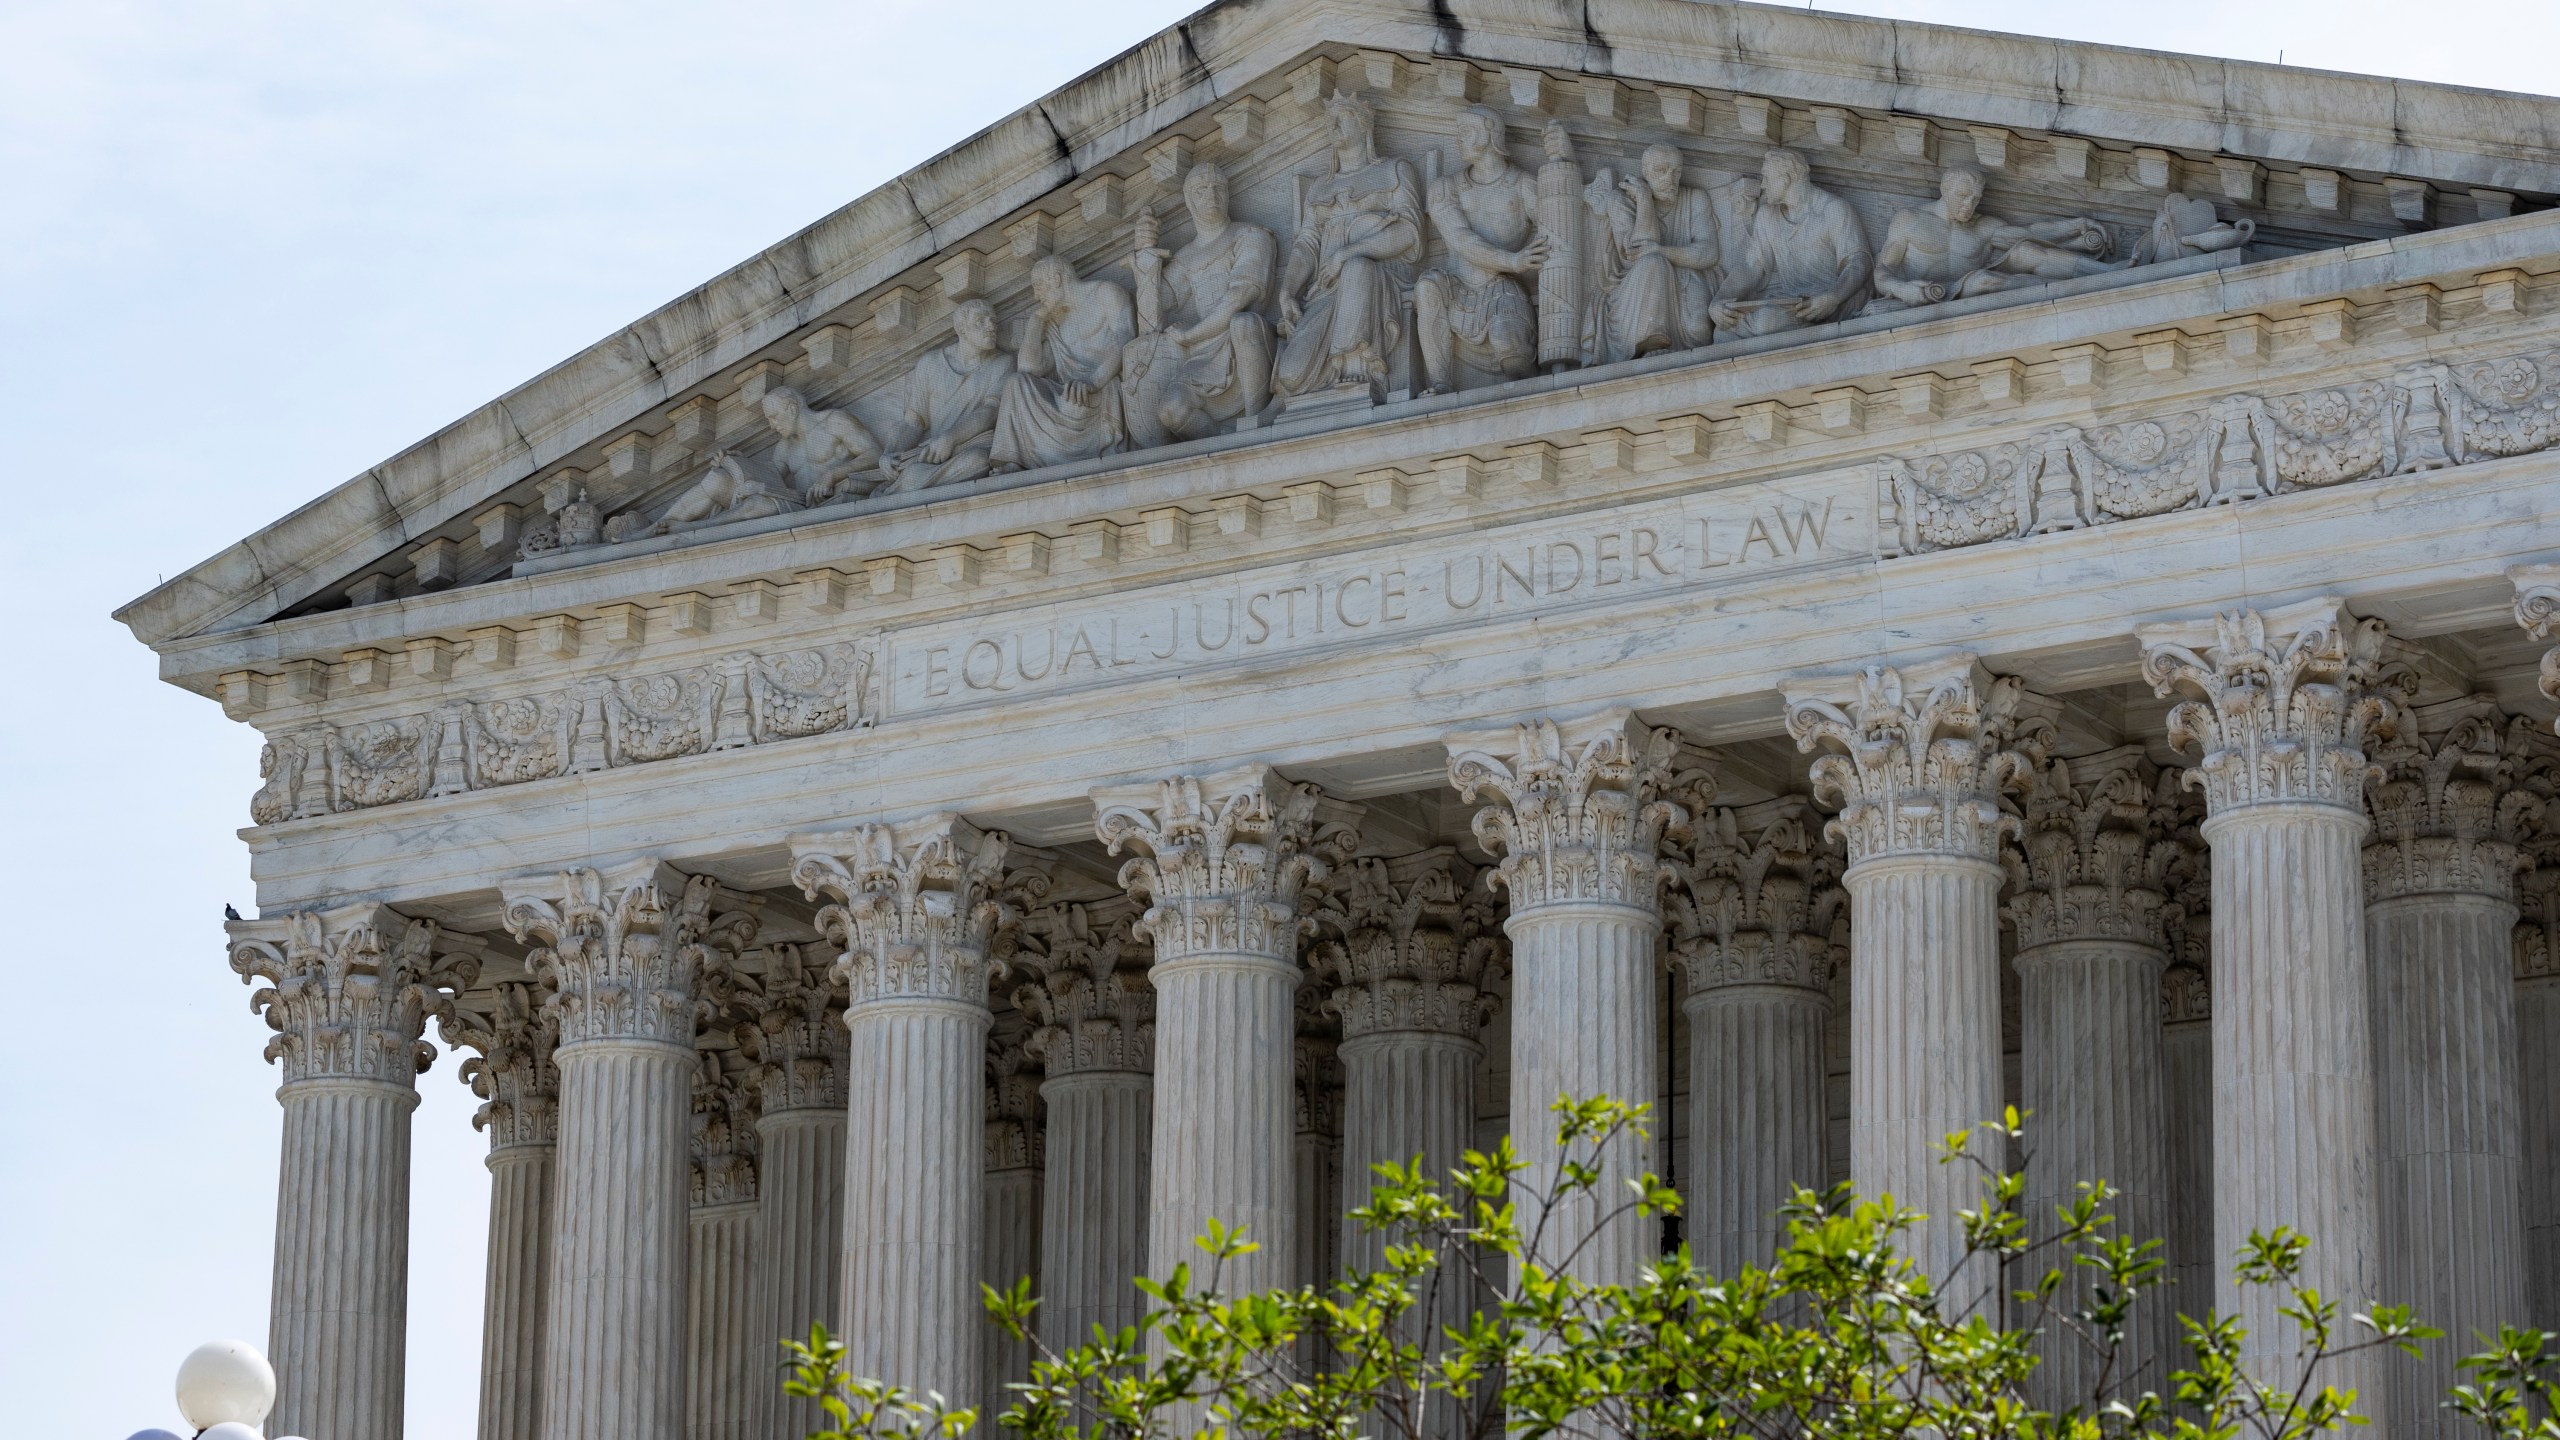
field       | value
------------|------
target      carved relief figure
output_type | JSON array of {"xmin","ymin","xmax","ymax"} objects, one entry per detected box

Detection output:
[
  {"xmin": 1709, "ymin": 149, "xmax": 1872, "ymax": 339},
  {"xmin": 1583, "ymin": 141, "xmax": 1721, "ymax": 362},
  {"xmin": 991, "ymin": 254, "xmax": 1136, "ymax": 473},
  {"xmin": 879, "ymin": 297, "xmax": 1014, "ymax": 494},
  {"xmin": 2128, "ymin": 192, "xmax": 2257, "ymax": 265},
  {"xmin": 1416, "ymin": 106, "xmax": 1548, "ymax": 395},
  {"xmin": 1121, "ymin": 163, "xmax": 1278, "ymax": 448},
  {"xmin": 603, "ymin": 386, "xmax": 883, "ymax": 543},
  {"xmin": 1866, "ymin": 165, "xmax": 2123, "ymax": 313},
  {"xmin": 1274, "ymin": 92, "xmax": 1425, "ymax": 402}
]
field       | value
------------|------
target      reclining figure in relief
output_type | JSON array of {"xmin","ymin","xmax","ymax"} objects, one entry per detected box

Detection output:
[
  {"xmin": 1865, "ymin": 165, "xmax": 2125, "ymax": 314},
  {"xmin": 2128, "ymin": 191, "xmax": 2257, "ymax": 264},
  {"xmin": 1273, "ymin": 91, "xmax": 1424, "ymax": 403},
  {"xmin": 603, "ymin": 385, "xmax": 883, "ymax": 542},
  {"xmin": 992, "ymin": 253, "xmax": 1136, "ymax": 473},
  {"xmin": 1415, "ymin": 105, "xmax": 1548, "ymax": 395},
  {"xmin": 879, "ymin": 297, "xmax": 1015, "ymax": 494},
  {"xmin": 1120, "ymin": 162, "xmax": 1277, "ymax": 448},
  {"xmin": 1709, "ymin": 149, "xmax": 1872, "ymax": 340}
]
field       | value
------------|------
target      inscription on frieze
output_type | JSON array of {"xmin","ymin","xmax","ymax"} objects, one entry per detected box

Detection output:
[{"xmin": 890, "ymin": 475, "xmax": 1866, "ymax": 713}]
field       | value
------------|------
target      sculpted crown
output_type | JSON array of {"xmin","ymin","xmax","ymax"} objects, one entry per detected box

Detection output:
[
  {"xmin": 501, "ymin": 860, "xmax": 755, "ymax": 1049},
  {"xmin": 1663, "ymin": 797, "xmax": 1846, "ymax": 993},
  {"xmin": 229, "ymin": 903, "xmax": 477, "ymax": 1088},
  {"xmin": 1446, "ymin": 711, "xmax": 1695, "ymax": 912},
  {"xmin": 690, "ymin": 1045, "xmax": 760, "ymax": 1207},
  {"xmin": 1013, "ymin": 900, "xmax": 1155, "ymax": 1077},
  {"xmin": 2139, "ymin": 599, "xmax": 2411, "ymax": 816},
  {"xmin": 440, "ymin": 980, "xmax": 562, "ymax": 1149},
  {"xmin": 735, "ymin": 943, "xmax": 849, "ymax": 1113},
  {"xmin": 1784, "ymin": 659, "xmax": 2054, "ymax": 866},
  {"xmin": 2365, "ymin": 700, "xmax": 2555, "ymax": 903},
  {"xmin": 2003, "ymin": 748, "xmax": 2181, "ymax": 950},
  {"xmin": 1092, "ymin": 766, "xmax": 1358, "ymax": 963},
  {"xmin": 1308, "ymin": 849, "xmax": 1504, "ymax": 1041},
  {"xmin": 792, "ymin": 814, "xmax": 1047, "ymax": 1007},
  {"xmin": 985, "ymin": 1016, "xmax": 1046, "ymax": 1172}
]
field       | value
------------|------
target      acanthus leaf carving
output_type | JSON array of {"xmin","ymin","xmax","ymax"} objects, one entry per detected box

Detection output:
[
  {"xmin": 2364, "ymin": 699, "xmax": 2555, "ymax": 903},
  {"xmin": 1663, "ymin": 796, "xmax": 1846, "ymax": 992},
  {"xmin": 689, "ymin": 1043, "xmax": 760, "ymax": 1208},
  {"xmin": 1784, "ymin": 660, "xmax": 2053, "ymax": 866},
  {"xmin": 227, "ymin": 903, "xmax": 478, "ymax": 1087},
  {"xmin": 1305, "ymin": 848, "xmax": 1504, "ymax": 1041},
  {"xmin": 440, "ymin": 979, "xmax": 562, "ymax": 1150},
  {"xmin": 735, "ymin": 942, "xmax": 848, "ymax": 1113},
  {"xmin": 1013, "ymin": 900, "xmax": 1155, "ymax": 1077},
  {"xmin": 1092, "ymin": 767, "xmax": 1357, "ymax": 963},
  {"xmin": 985, "ymin": 1009, "xmax": 1045, "ymax": 1173},
  {"xmin": 500, "ymin": 861, "xmax": 757, "ymax": 1050},
  {"xmin": 791, "ymin": 814, "xmax": 1049, "ymax": 1008},
  {"xmin": 2138, "ymin": 600, "xmax": 2412, "ymax": 816},
  {"xmin": 2002, "ymin": 747, "xmax": 2178, "ymax": 950},
  {"xmin": 1447, "ymin": 712, "xmax": 1695, "ymax": 912}
]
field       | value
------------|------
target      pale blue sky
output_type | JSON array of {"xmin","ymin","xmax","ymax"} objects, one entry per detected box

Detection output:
[{"xmin": 3, "ymin": 1, "xmax": 2554, "ymax": 1434}]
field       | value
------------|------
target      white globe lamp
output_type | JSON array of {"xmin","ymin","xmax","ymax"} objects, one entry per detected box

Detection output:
[
  {"xmin": 175, "ymin": 1339, "xmax": 276, "ymax": 1430},
  {"xmin": 200, "ymin": 1424, "xmax": 266, "ymax": 1440}
]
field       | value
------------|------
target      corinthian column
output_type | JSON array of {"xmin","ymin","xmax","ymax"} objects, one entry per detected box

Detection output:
[
  {"xmin": 2511, "ymin": 568, "xmax": 2560, "ymax": 1333},
  {"xmin": 503, "ymin": 861, "xmax": 752, "ymax": 1440},
  {"xmin": 1093, "ymin": 768, "xmax": 1356, "ymax": 1297},
  {"xmin": 983, "ymin": 1014, "xmax": 1045, "ymax": 1426},
  {"xmin": 1784, "ymin": 660, "xmax": 2051, "ymax": 1309},
  {"xmin": 227, "ymin": 904, "xmax": 476, "ymax": 1440},
  {"xmin": 2140, "ymin": 600, "xmax": 2405, "ymax": 1403},
  {"xmin": 2157, "ymin": 821, "xmax": 2218, "ymax": 1325},
  {"xmin": 2365, "ymin": 699, "xmax": 2538, "ymax": 1438},
  {"xmin": 2005, "ymin": 748, "xmax": 2177, "ymax": 1407},
  {"xmin": 687, "ymin": 1046, "xmax": 760, "ymax": 1440},
  {"xmin": 1448, "ymin": 712, "xmax": 1689, "ymax": 1288},
  {"xmin": 442, "ymin": 983, "xmax": 561, "ymax": 1440},
  {"xmin": 1015, "ymin": 902, "xmax": 1154, "ymax": 1349},
  {"xmin": 791, "ymin": 815, "xmax": 1042, "ymax": 1405},
  {"xmin": 1660, "ymin": 797, "xmax": 1842, "ymax": 1278},
  {"xmin": 740, "ymin": 942, "xmax": 847, "ymax": 1440}
]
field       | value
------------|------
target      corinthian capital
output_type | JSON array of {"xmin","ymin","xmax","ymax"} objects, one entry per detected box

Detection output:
[
  {"xmin": 732, "ymin": 943, "xmax": 847, "ymax": 1113},
  {"xmin": 690, "ymin": 1046, "xmax": 759, "ymax": 1208},
  {"xmin": 2003, "ymin": 747, "xmax": 2179, "ymax": 949},
  {"xmin": 1663, "ymin": 797, "xmax": 1845, "ymax": 992},
  {"xmin": 1014, "ymin": 900, "xmax": 1154, "ymax": 1077},
  {"xmin": 2138, "ymin": 598, "xmax": 2410, "ymax": 816},
  {"xmin": 2365, "ymin": 698, "xmax": 2554, "ymax": 903},
  {"xmin": 441, "ymin": 981, "xmax": 561, "ymax": 1150},
  {"xmin": 791, "ymin": 814, "xmax": 1047, "ymax": 1007},
  {"xmin": 1784, "ymin": 658, "xmax": 2054, "ymax": 866},
  {"xmin": 986, "ymin": 1013, "xmax": 1044, "ymax": 1173},
  {"xmin": 1092, "ymin": 766, "xmax": 1358, "ymax": 963},
  {"xmin": 228, "ymin": 903, "xmax": 477, "ymax": 1087},
  {"xmin": 500, "ymin": 860, "xmax": 755, "ymax": 1049},
  {"xmin": 1309, "ymin": 849, "xmax": 1503, "ymax": 1041},
  {"xmin": 2518, "ymin": 836, "xmax": 2560, "ymax": 981},
  {"xmin": 1446, "ymin": 711, "xmax": 1695, "ymax": 912}
]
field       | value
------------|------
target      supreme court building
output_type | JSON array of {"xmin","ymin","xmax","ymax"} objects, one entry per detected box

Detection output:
[{"xmin": 117, "ymin": 2, "xmax": 2560, "ymax": 1437}]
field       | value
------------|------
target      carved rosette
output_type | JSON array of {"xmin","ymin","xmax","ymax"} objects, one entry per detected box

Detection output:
[
  {"xmin": 1014, "ymin": 901, "xmax": 1155, "ymax": 1077},
  {"xmin": 1784, "ymin": 662, "xmax": 2053, "ymax": 867},
  {"xmin": 2364, "ymin": 703, "xmax": 2550, "ymax": 903},
  {"xmin": 1093, "ymin": 767, "xmax": 1356, "ymax": 964},
  {"xmin": 2139, "ymin": 602, "xmax": 2409, "ymax": 817},
  {"xmin": 2003, "ymin": 749, "xmax": 2178, "ymax": 950},
  {"xmin": 228, "ymin": 904, "xmax": 478, "ymax": 1088},
  {"xmin": 440, "ymin": 981, "xmax": 562, "ymax": 1150},
  {"xmin": 1308, "ymin": 850, "xmax": 1503, "ymax": 1040},
  {"xmin": 1663, "ymin": 798, "xmax": 1847, "ymax": 992},
  {"xmin": 502, "ymin": 862, "xmax": 753, "ymax": 1049},
  {"xmin": 792, "ymin": 814, "xmax": 1047, "ymax": 1009},
  {"xmin": 735, "ymin": 943, "xmax": 848, "ymax": 1113},
  {"xmin": 985, "ymin": 1014, "xmax": 1045, "ymax": 1173},
  {"xmin": 1447, "ymin": 713, "xmax": 1694, "ymax": 913},
  {"xmin": 689, "ymin": 1046, "xmax": 760, "ymax": 1208}
]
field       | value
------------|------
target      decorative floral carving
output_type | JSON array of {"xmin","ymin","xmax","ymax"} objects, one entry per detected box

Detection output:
[
  {"xmin": 985, "ymin": 1013, "xmax": 1045, "ymax": 1173},
  {"xmin": 440, "ymin": 981, "xmax": 562, "ymax": 1150},
  {"xmin": 1094, "ymin": 767, "xmax": 1357, "ymax": 963},
  {"xmin": 2155, "ymin": 778, "xmax": 2213, "ymax": 1022},
  {"xmin": 2139, "ymin": 602, "xmax": 2410, "ymax": 816},
  {"xmin": 2446, "ymin": 350, "xmax": 2560, "ymax": 461},
  {"xmin": 2514, "ymin": 576, "xmax": 2560, "ymax": 722},
  {"xmin": 2251, "ymin": 381, "xmax": 2404, "ymax": 489},
  {"xmin": 1448, "ymin": 714, "xmax": 1695, "ymax": 912},
  {"xmin": 689, "ymin": 1045, "xmax": 760, "ymax": 1208},
  {"xmin": 228, "ymin": 904, "xmax": 478, "ymax": 1086},
  {"xmin": 502, "ymin": 862, "xmax": 756, "ymax": 1049},
  {"xmin": 2071, "ymin": 411, "xmax": 2217, "ymax": 519},
  {"xmin": 793, "ymin": 814, "xmax": 1046, "ymax": 1007},
  {"xmin": 1293, "ymin": 1013, "xmax": 1345, "ymax": 1141},
  {"xmin": 1306, "ymin": 849, "xmax": 1503, "ymax": 1041},
  {"xmin": 1662, "ymin": 797, "xmax": 1845, "ymax": 991},
  {"xmin": 1878, "ymin": 443, "xmax": 2035, "ymax": 550},
  {"xmin": 1785, "ymin": 663, "xmax": 2052, "ymax": 865},
  {"xmin": 2364, "ymin": 702, "xmax": 2551, "ymax": 903},
  {"xmin": 1013, "ymin": 901, "xmax": 1154, "ymax": 1077},
  {"xmin": 2517, "ymin": 835, "xmax": 2560, "ymax": 981},
  {"xmin": 2003, "ymin": 748, "xmax": 2179, "ymax": 949},
  {"xmin": 735, "ymin": 943, "xmax": 847, "ymax": 1113}
]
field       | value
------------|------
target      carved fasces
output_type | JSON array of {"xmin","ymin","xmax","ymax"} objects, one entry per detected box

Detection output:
[
  {"xmin": 1306, "ymin": 848, "xmax": 1503, "ymax": 1040},
  {"xmin": 1784, "ymin": 659, "xmax": 2053, "ymax": 866},
  {"xmin": 228, "ymin": 903, "xmax": 478, "ymax": 1086},
  {"xmin": 1447, "ymin": 710, "xmax": 1694, "ymax": 912},
  {"xmin": 2003, "ymin": 747, "xmax": 2180, "ymax": 949},
  {"xmin": 736, "ymin": 942, "xmax": 848, "ymax": 1113},
  {"xmin": 1092, "ymin": 766, "xmax": 1358, "ymax": 963},
  {"xmin": 791, "ymin": 813, "xmax": 1048, "ymax": 1007},
  {"xmin": 2139, "ymin": 599, "xmax": 2411, "ymax": 816},
  {"xmin": 501, "ymin": 860, "xmax": 756, "ymax": 1049},
  {"xmin": 2365, "ymin": 700, "xmax": 2556, "ymax": 903},
  {"xmin": 440, "ymin": 980, "xmax": 562, "ymax": 1149},
  {"xmin": 1663, "ymin": 796, "xmax": 1846, "ymax": 991},
  {"xmin": 1013, "ymin": 900, "xmax": 1155, "ymax": 1076},
  {"xmin": 690, "ymin": 1044, "xmax": 760, "ymax": 1207}
]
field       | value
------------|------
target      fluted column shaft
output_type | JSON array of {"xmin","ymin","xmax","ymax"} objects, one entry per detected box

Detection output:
[
  {"xmin": 757, "ymin": 1108, "xmax": 845, "ymax": 1431},
  {"xmin": 1684, "ymin": 984, "xmax": 1828, "ymax": 1277},
  {"xmin": 2160, "ymin": 1013, "xmax": 2215, "ymax": 1319},
  {"xmin": 270, "ymin": 1077, "xmax": 417, "ymax": 1440},
  {"xmin": 2519, "ymin": 976, "xmax": 2560, "ymax": 1335},
  {"xmin": 546, "ymin": 1038, "xmax": 695, "ymax": 1437},
  {"xmin": 687, "ymin": 1202, "xmax": 760, "ymax": 1440},
  {"xmin": 1339, "ymin": 1033, "xmax": 1479, "ymax": 1273},
  {"xmin": 1150, "ymin": 954, "xmax": 1299, "ymax": 1295},
  {"xmin": 2370, "ymin": 891, "xmax": 2526, "ymax": 1439},
  {"xmin": 1508, "ymin": 903, "xmax": 1660, "ymax": 1285},
  {"xmin": 1040, "ymin": 1072, "xmax": 1153, "ymax": 1344},
  {"xmin": 2017, "ymin": 937, "xmax": 2172, "ymax": 1406},
  {"xmin": 982, "ymin": 1161, "xmax": 1043, "ymax": 1425},
  {"xmin": 843, "ymin": 997, "xmax": 989, "ymax": 1402},
  {"xmin": 480, "ymin": 1144, "xmax": 555, "ymax": 1440}
]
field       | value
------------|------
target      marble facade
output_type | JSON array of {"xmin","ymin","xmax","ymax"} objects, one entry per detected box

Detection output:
[{"xmin": 120, "ymin": 2, "xmax": 2560, "ymax": 1437}]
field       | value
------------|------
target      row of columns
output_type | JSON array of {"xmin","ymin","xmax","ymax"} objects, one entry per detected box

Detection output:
[{"xmin": 226, "ymin": 593, "xmax": 2560, "ymax": 1440}]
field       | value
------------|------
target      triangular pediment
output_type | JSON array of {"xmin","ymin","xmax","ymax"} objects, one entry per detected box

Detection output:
[{"xmin": 118, "ymin": 0, "xmax": 2560, "ymax": 654}]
